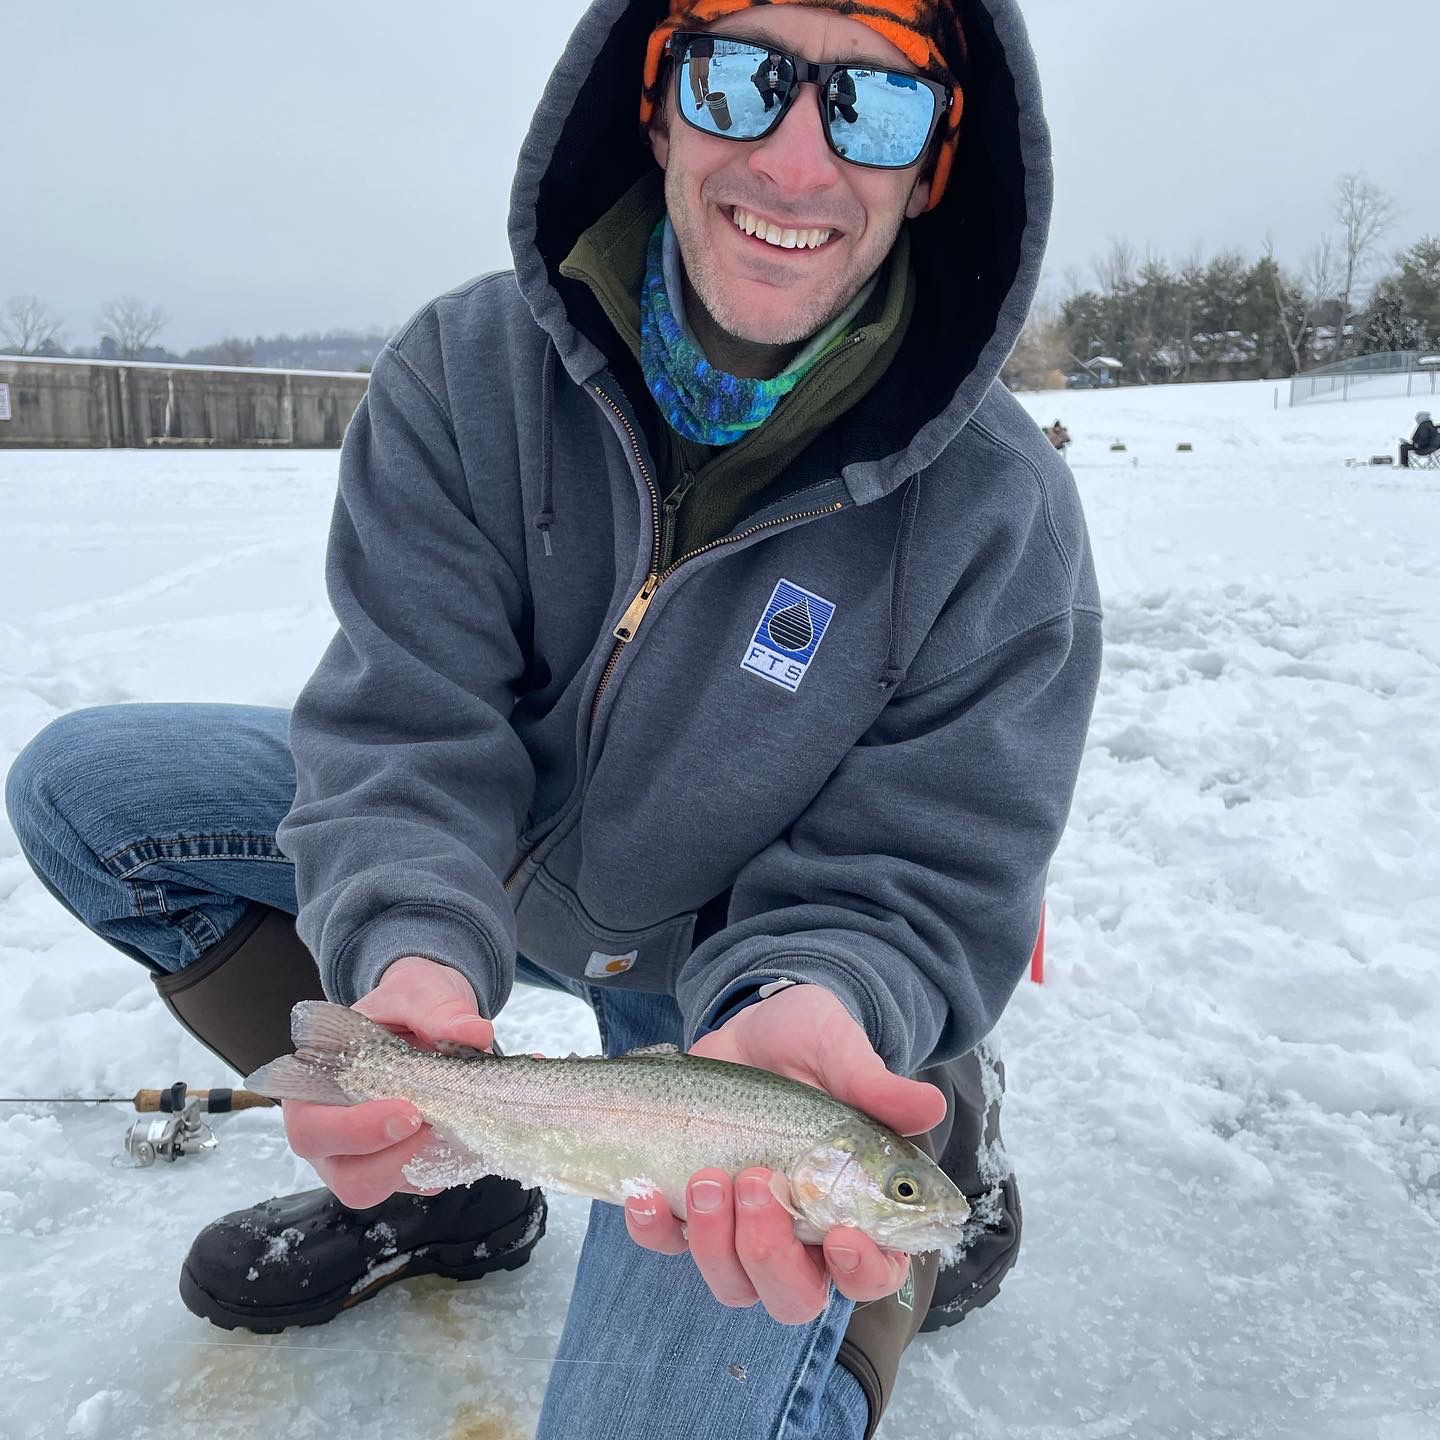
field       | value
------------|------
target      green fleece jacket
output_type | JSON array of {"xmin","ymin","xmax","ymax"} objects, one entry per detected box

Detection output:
[{"xmin": 560, "ymin": 170, "xmax": 916, "ymax": 567}]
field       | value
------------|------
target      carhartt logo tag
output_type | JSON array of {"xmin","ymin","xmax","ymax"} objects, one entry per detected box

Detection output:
[
  {"xmin": 741, "ymin": 579, "xmax": 837, "ymax": 692},
  {"xmin": 585, "ymin": 950, "xmax": 638, "ymax": 978}
]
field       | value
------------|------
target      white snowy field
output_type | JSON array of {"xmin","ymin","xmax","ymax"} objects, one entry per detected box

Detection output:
[{"xmin": 0, "ymin": 379, "xmax": 1436, "ymax": 1440}]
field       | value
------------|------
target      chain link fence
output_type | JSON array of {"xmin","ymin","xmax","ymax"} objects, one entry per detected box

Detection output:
[{"xmin": 1290, "ymin": 351, "xmax": 1440, "ymax": 406}]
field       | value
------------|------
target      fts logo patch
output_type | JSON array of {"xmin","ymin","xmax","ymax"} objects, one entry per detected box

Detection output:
[{"xmin": 741, "ymin": 579, "xmax": 837, "ymax": 692}]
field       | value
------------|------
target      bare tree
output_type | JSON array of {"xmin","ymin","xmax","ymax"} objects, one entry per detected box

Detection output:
[
  {"xmin": 1094, "ymin": 239, "xmax": 1137, "ymax": 296},
  {"xmin": 1267, "ymin": 235, "xmax": 1336, "ymax": 375},
  {"xmin": 1, "ymin": 295, "xmax": 65, "ymax": 355},
  {"xmin": 99, "ymin": 297, "xmax": 168, "ymax": 359},
  {"xmin": 1332, "ymin": 173, "xmax": 1398, "ymax": 361},
  {"xmin": 1002, "ymin": 302, "xmax": 1069, "ymax": 391},
  {"xmin": 212, "ymin": 336, "xmax": 256, "ymax": 367}
]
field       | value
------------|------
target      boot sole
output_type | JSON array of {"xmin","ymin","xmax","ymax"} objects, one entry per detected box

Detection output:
[{"xmin": 179, "ymin": 1201, "xmax": 547, "ymax": 1334}]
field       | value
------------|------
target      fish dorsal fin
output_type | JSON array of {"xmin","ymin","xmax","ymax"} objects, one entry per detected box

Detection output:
[{"xmin": 621, "ymin": 1043, "xmax": 680, "ymax": 1057}]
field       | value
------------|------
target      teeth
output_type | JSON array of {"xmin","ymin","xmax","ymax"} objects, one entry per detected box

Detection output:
[{"xmin": 731, "ymin": 208, "xmax": 833, "ymax": 250}]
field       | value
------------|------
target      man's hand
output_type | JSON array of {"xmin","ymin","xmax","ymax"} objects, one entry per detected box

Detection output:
[
  {"xmin": 623, "ymin": 984, "xmax": 947, "ymax": 1325},
  {"xmin": 280, "ymin": 956, "xmax": 493, "ymax": 1208}
]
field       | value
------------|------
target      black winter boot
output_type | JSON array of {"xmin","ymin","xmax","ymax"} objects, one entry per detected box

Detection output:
[
  {"xmin": 835, "ymin": 1045, "xmax": 1021, "ymax": 1437},
  {"xmin": 158, "ymin": 902, "xmax": 546, "ymax": 1332},
  {"xmin": 179, "ymin": 1177, "xmax": 545, "ymax": 1332},
  {"xmin": 919, "ymin": 1045, "xmax": 1022, "ymax": 1333}
]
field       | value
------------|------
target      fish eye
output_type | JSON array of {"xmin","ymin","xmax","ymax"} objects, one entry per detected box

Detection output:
[{"xmin": 887, "ymin": 1172, "xmax": 923, "ymax": 1205}]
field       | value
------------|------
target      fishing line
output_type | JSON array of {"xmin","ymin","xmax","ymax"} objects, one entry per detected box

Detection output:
[{"xmin": 170, "ymin": 1336, "xmax": 744, "ymax": 1371}]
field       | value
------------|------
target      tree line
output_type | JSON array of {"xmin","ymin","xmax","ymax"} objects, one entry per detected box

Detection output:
[
  {"xmin": 1005, "ymin": 173, "xmax": 1438, "ymax": 390},
  {"xmin": 0, "ymin": 295, "xmax": 386, "ymax": 374},
  {"xmin": 6, "ymin": 170, "xmax": 1435, "ymax": 390}
]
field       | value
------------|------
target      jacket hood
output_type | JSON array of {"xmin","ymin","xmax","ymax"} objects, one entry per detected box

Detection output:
[{"xmin": 509, "ymin": 0, "xmax": 1053, "ymax": 503}]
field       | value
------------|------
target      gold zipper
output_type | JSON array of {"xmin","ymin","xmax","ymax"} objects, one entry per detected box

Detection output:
[
  {"xmin": 589, "ymin": 496, "xmax": 844, "ymax": 733},
  {"xmin": 589, "ymin": 384, "xmax": 662, "ymax": 734},
  {"xmin": 511, "ymin": 357, "xmax": 860, "ymax": 886},
  {"xmin": 508, "ymin": 480, "xmax": 832, "ymax": 893},
  {"xmin": 588, "ymin": 386, "xmax": 848, "ymax": 733}
]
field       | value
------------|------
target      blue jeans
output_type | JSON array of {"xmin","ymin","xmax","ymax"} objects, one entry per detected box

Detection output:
[{"xmin": 4, "ymin": 703, "xmax": 871, "ymax": 1440}]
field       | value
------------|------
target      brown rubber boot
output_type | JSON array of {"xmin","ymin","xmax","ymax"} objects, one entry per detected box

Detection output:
[
  {"xmin": 835, "ymin": 1047, "xmax": 1021, "ymax": 1436},
  {"xmin": 153, "ymin": 902, "xmax": 547, "ymax": 1333},
  {"xmin": 151, "ymin": 902, "xmax": 324, "ymax": 1074}
]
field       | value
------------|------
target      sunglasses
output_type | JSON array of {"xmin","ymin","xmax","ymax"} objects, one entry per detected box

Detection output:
[{"xmin": 667, "ymin": 30, "xmax": 953, "ymax": 172}]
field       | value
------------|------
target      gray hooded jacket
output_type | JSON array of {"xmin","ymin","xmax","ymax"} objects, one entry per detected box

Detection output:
[{"xmin": 276, "ymin": 0, "xmax": 1103, "ymax": 1077}]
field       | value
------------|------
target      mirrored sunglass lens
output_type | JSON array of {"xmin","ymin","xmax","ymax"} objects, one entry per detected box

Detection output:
[
  {"xmin": 679, "ymin": 38, "xmax": 789, "ymax": 140},
  {"xmin": 828, "ymin": 68, "xmax": 937, "ymax": 167}
]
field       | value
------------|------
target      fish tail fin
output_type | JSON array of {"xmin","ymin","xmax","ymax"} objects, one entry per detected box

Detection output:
[{"xmin": 243, "ymin": 1000, "xmax": 405, "ymax": 1104}]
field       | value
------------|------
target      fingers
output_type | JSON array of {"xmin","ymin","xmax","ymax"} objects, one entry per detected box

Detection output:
[
  {"xmin": 624, "ymin": 1190, "xmax": 689, "ymax": 1256},
  {"xmin": 317, "ymin": 1129, "xmax": 445, "ymax": 1209},
  {"xmin": 822, "ymin": 1226, "xmax": 910, "ymax": 1304},
  {"xmin": 621, "ymin": 1166, "xmax": 910, "ymax": 1323},
  {"xmin": 822, "ymin": 1053, "xmax": 947, "ymax": 1138},
  {"xmin": 356, "ymin": 956, "xmax": 495, "ymax": 1055},
  {"xmin": 284, "ymin": 1097, "xmax": 422, "ymax": 1161},
  {"xmin": 731, "ymin": 1170, "xmax": 830, "ymax": 1325},
  {"xmin": 284, "ymin": 1097, "xmax": 440, "ymax": 1208},
  {"xmin": 682, "ymin": 1170, "xmax": 759, "ymax": 1308}
]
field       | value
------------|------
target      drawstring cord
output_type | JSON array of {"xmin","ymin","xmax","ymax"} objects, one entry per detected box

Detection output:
[
  {"xmin": 879, "ymin": 474, "xmax": 920, "ymax": 689},
  {"xmin": 535, "ymin": 339, "xmax": 557, "ymax": 557}
]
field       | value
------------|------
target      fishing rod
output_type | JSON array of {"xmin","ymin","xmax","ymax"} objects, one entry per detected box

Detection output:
[{"xmin": 0, "ymin": 1081, "xmax": 275, "ymax": 1167}]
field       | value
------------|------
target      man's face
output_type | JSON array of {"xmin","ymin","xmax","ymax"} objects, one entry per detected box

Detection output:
[{"xmin": 650, "ymin": 8, "xmax": 934, "ymax": 349}]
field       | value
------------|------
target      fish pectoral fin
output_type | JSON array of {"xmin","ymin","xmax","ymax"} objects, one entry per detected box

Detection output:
[
  {"xmin": 619, "ymin": 1043, "xmax": 680, "ymax": 1057},
  {"xmin": 768, "ymin": 1171, "xmax": 803, "ymax": 1218}
]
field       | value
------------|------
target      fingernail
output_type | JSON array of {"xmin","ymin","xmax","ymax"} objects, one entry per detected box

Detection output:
[
  {"xmin": 690, "ymin": 1179, "xmax": 724, "ymax": 1213},
  {"xmin": 629, "ymin": 1205, "xmax": 655, "ymax": 1227},
  {"xmin": 831, "ymin": 1246, "xmax": 861, "ymax": 1274},
  {"xmin": 386, "ymin": 1115, "xmax": 420, "ymax": 1141},
  {"xmin": 737, "ymin": 1175, "xmax": 771, "ymax": 1208}
]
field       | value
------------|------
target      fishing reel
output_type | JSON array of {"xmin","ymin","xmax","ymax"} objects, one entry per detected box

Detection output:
[{"xmin": 117, "ymin": 1082, "xmax": 219, "ymax": 1168}]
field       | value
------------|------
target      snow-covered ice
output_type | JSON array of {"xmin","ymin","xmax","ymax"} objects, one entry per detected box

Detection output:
[{"xmin": 1, "ymin": 379, "xmax": 1436, "ymax": 1438}]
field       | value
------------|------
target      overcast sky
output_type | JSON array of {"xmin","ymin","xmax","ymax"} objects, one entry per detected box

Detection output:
[{"xmin": 4, "ymin": 0, "xmax": 1434, "ymax": 352}]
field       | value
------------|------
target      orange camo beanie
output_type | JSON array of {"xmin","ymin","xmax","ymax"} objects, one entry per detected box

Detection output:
[{"xmin": 639, "ymin": 0, "xmax": 967, "ymax": 212}]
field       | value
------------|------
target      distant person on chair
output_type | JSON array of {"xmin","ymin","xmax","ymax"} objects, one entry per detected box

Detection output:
[{"xmin": 1399, "ymin": 411, "xmax": 1438, "ymax": 468}]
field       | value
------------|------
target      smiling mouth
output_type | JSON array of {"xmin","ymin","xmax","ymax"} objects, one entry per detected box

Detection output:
[{"xmin": 728, "ymin": 205, "xmax": 837, "ymax": 252}]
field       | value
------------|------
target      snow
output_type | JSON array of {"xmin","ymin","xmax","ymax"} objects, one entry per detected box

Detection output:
[{"xmin": 1, "ymin": 378, "xmax": 1437, "ymax": 1438}]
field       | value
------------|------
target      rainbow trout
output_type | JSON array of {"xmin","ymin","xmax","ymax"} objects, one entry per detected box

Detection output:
[{"xmin": 246, "ymin": 1001, "xmax": 970, "ymax": 1252}]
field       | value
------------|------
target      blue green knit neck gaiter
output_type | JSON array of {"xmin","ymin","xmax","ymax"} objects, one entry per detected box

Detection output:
[{"xmin": 639, "ymin": 218, "xmax": 860, "ymax": 446}]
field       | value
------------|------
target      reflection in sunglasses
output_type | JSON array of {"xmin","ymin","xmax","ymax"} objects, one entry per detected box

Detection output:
[{"xmin": 673, "ymin": 34, "xmax": 943, "ymax": 171}]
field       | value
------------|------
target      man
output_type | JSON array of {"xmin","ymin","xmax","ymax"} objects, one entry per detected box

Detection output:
[
  {"xmin": 1400, "ymin": 410, "xmax": 1438, "ymax": 467},
  {"xmin": 751, "ymin": 46, "xmax": 798, "ymax": 111},
  {"xmin": 687, "ymin": 30, "xmax": 714, "ymax": 110},
  {"xmin": 4, "ymin": 1, "xmax": 1100, "ymax": 1435}
]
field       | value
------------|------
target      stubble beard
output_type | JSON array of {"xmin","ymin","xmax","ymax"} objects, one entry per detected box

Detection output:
[{"xmin": 664, "ymin": 164, "xmax": 900, "ymax": 350}]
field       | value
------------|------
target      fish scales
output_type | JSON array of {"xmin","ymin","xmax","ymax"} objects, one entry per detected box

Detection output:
[
  {"xmin": 246, "ymin": 1001, "xmax": 972, "ymax": 1252},
  {"xmin": 323, "ymin": 1041, "xmax": 865, "ymax": 1209}
]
